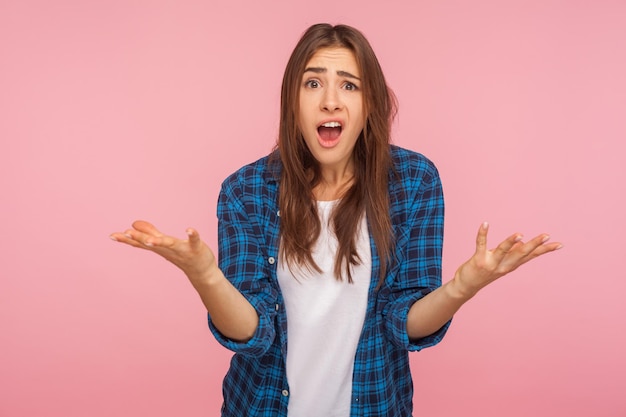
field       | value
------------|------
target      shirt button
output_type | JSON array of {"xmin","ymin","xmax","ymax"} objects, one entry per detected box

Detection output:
[
  {"xmin": 275, "ymin": 304, "xmax": 280, "ymax": 311},
  {"xmin": 282, "ymin": 389, "xmax": 289, "ymax": 397},
  {"xmin": 268, "ymin": 257, "xmax": 275, "ymax": 265},
  {"xmin": 277, "ymin": 210, "xmax": 280, "ymax": 217}
]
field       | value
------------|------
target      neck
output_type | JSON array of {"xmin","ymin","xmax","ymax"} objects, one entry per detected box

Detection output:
[{"xmin": 313, "ymin": 165, "xmax": 354, "ymax": 201}]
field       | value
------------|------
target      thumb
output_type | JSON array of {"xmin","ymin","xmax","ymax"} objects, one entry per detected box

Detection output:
[
  {"xmin": 186, "ymin": 228, "xmax": 202, "ymax": 248},
  {"xmin": 475, "ymin": 222, "xmax": 489, "ymax": 255}
]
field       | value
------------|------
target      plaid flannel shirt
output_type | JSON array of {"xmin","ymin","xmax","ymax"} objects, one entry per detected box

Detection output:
[{"xmin": 209, "ymin": 145, "xmax": 450, "ymax": 416}]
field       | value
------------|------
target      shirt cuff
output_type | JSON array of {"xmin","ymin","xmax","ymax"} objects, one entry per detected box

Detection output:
[
  {"xmin": 384, "ymin": 289, "xmax": 452, "ymax": 352},
  {"xmin": 207, "ymin": 297, "xmax": 276, "ymax": 357}
]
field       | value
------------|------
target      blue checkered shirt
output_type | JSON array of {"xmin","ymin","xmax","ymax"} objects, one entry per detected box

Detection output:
[{"xmin": 209, "ymin": 145, "xmax": 450, "ymax": 416}]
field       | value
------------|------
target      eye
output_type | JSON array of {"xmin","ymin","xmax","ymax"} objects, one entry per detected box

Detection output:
[
  {"xmin": 343, "ymin": 82, "xmax": 359, "ymax": 91},
  {"xmin": 305, "ymin": 79, "xmax": 321, "ymax": 88}
]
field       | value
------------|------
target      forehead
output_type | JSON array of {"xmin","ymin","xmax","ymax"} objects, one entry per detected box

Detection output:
[{"xmin": 305, "ymin": 47, "xmax": 360, "ymax": 74}]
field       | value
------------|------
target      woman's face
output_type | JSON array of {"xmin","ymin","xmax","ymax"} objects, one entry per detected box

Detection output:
[{"xmin": 298, "ymin": 47, "xmax": 365, "ymax": 176}]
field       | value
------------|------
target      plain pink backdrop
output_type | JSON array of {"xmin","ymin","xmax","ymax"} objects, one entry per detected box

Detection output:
[{"xmin": 1, "ymin": 1, "xmax": 625, "ymax": 416}]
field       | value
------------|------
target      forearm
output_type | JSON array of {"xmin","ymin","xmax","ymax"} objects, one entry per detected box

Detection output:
[
  {"xmin": 189, "ymin": 267, "xmax": 259, "ymax": 343},
  {"xmin": 406, "ymin": 222, "xmax": 562, "ymax": 340},
  {"xmin": 406, "ymin": 273, "xmax": 476, "ymax": 340}
]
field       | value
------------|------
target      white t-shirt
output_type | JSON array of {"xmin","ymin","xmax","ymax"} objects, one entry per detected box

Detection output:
[{"xmin": 277, "ymin": 200, "xmax": 371, "ymax": 417}]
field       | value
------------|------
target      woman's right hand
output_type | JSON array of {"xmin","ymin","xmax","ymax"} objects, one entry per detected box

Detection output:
[
  {"xmin": 110, "ymin": 220, "xmax": 218, "ymax": 285},
  {"xmin": 111, "ymin": 220, "xmax": 259, "ymax": 341}
]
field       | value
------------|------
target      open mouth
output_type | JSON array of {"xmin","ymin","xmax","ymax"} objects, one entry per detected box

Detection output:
[{"xmin": 317, "ymin": 121, "xmax": 342, "ymax": 142}]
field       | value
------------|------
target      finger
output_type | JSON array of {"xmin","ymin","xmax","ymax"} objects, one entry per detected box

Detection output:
[
  {"xmin": 475, "ymin": 222, "xmax": 489, "ymax": 255},
  {"xmin": 122, "ymin": 228, "xmax": 168, "ymax": 248},
  {"xmin": 518, "ymin": 234, "xmax": 551, "ymax": 256},
  {"xmin": 132, "ymin": 220, "xmax": 164, "ymax": 237},
  {"xmin": 492, "ymin": 232, "xmax": 524, "ymax": 261},
  {"xmin": 143, "ymin": 234, "xmax": 178, "ymax": 248},
  {"xmin": 186, "ymin": 228, "xmax": 202, "ymax": 249},
  {"xmin": 123, "ymin": 228, "xmax": 147, "ymax": 243},
  {"xmin": 536, "ymin": 241, "xmax": 564, "ymax": 255},
  {"xmin": 503, "ymin": 240, "xmax": 562, "ymax": 274},
  {"xmin": 521, "ymin": 235, "xmax": 563, "ymax": 258},
  {"xmin": 109, "ymin": 232, "xmax": 149, "ymax": 249}
]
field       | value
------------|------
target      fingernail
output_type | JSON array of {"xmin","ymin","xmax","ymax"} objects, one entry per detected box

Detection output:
[
  {"xmin": 556, "ymin": 244, "xmax": 563, "ymax": 250},
  {"xmin": 186, "ymin": 229, "xmax": 193, "ymax": 236},
  {"xmin": 515, "ymin": 235, "xmax": 523, "ymax": 242},
  {"xmin": 145, "ymin": 241, "xmax": 153, "ymax": 247},
  {"xmin": 542, "ymin": 235, "xmax": 551, "ymax": 243},
  {"xmin": 482, "ymin": 222, "xmax": 489, "ymax": 230},
  {"xmin": 124, "ymin": 233, "xmax": 132, "ymax": 239},
  {"xmin": 109, "ymin": 235, "xmax": 118, "ymax": 242}
]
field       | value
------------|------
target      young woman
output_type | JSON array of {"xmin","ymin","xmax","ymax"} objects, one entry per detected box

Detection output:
[{"xmin": 111, "ymin": 23, "xmax": 561, "ymax": 417}]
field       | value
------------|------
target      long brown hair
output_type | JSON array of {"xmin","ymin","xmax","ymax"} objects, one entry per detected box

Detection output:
[{"xmin": 276, "ymin": 23, "xmax": 397, "ymax": 286}]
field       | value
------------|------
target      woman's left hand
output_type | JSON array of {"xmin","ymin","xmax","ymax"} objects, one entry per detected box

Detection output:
[{"xmin": 453, "ymin": 222, "xmax": 562, "ymax": 298}]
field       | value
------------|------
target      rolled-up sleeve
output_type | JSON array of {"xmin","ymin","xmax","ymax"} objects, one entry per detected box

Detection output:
[
  {"xmin": 382, "ymin": 154, "xmax": 450, "ymax": 352},
  {"xmin": 208, "ymin": 171, "xmax": 279, "ymax": 357}
]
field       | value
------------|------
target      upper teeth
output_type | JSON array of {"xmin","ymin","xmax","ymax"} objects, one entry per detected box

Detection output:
[{"xmin": 322, "ymin": 122, "xmax": 341, "ymax": 128}]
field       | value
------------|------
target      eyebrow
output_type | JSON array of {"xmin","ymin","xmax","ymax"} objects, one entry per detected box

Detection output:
[{"xmin": 303, "ymin": 67, "xmax": 361, "ymax": 81}]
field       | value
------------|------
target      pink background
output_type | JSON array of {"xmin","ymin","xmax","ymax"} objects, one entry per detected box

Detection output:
[{"xmin": 1, "ymin": 1, "xmax": 625, "ymax": 416}]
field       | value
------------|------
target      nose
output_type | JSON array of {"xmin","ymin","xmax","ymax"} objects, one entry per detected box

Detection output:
[{"xmin": 320, "ymin": 87, "xmax": 342, "ymax": 112}]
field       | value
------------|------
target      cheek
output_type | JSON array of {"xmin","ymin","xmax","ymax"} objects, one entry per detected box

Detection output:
[
  {"xmin": 295, "ymin": 114, "xmax": 306, "ymax": 135},
  {"xmin": 297, "ymin": 109, "xmax": 314, "ymax": 131},
  {"xmin": 295, "ymin": 105, "xmax": 306, "ymax": 131}
]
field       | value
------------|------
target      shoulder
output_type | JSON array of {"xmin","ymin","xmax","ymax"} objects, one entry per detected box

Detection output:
[
  {"xmin": 387, "ymin": 146, "xmax": 445, "ymax": 228},
  {"xmin": 221, "ymin": 151, "xmax": 281, "ymax": 192},
  {"xmin": 218, "ymin": 151, "xmax": 282, "ymax": 215},
  {"xmin": 389, "ymin": 145, "xmax": 440, "ymax": 187}
]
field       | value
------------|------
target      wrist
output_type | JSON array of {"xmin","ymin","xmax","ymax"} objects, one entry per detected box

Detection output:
[
  {"xmin": 187, "ymin": 263, "xmax": 224, "ymax": 289},
  {"xmin": 447, "ymin": 269, "xmax": 480, "ymax": 301}
]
